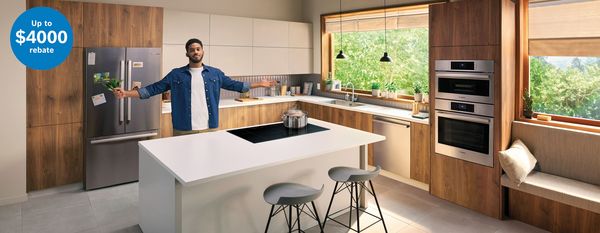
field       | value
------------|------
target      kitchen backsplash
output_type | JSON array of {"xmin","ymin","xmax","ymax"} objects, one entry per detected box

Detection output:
[{"xmin": 220, "ymin": 74, "xmax": 428, "ymax": 112}]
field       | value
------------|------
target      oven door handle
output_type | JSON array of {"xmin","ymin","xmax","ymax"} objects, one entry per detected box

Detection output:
[
  {"xmin": 436, "ymin": 111, "xmax": 492, "ymax": 124},
  {"xmin": 435, "ymin": 72, "xmax": 491, "ymax": 80}
]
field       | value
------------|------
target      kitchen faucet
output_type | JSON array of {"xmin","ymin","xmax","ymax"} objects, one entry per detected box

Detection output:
[{"xmin": 345, "ymin": 82, "xmax": 358, "ymax": 102}]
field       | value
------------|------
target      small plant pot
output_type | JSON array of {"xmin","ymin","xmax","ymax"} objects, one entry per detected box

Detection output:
[
  {"xmin": 372, "ymin": 89, "xmax": 381, "ymax": 97},
  {"xmin": 414, "ymin": 93, "xmax": 423, "ymax": 102},
  {"xmin": 388, "ymin": 92, "xmax": 396, "ymax": 99},
  {"xmin": 326, "ymin": 84, "xmax": 332, "ymax": 91},
  {"xmin": 422, "ymin": 93, "xmax": 429, "ymax": 103},
  {"xmin": 524, "ymin": 110, "xmax": 533, "ymax": 119}
]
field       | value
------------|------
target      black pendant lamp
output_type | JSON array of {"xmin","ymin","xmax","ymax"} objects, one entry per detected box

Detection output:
[
  {"xmin": 336, "ymin": 0, "xmax": 346, "ymax": 59},
  {"xmin": 380, "ymin": 0, "xmax": 392, "ymax": 62}
]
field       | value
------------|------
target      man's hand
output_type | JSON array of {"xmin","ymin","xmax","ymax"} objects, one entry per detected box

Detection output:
[
  {"xmin": 257, "ymin": 80, "xmax": 276, "ymax": 88},
  {"xmin": 112, "ymin": 88, "xmax": 140, "ymax": 99}
]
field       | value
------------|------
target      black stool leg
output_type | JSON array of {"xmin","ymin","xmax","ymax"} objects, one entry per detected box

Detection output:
[
  {"xmin": 323, "ymin": 181, "xmax": 338, "ymax": 227},
  {"xmin": 369, "ymin": 180, "xmax": 388, "ymax": 233},
  {"xmin": 355, "ymin": 182, "xmax": 360, "ymax": 232},
  {"xmin": 264, "ymin": 205, "xmax": 275, "ymax": 233},
  {"xmin": 296, "ymin": 205, "xmax": 301, "ymax": 232},
  {"xmin": 288, "ymin": 205, "xmax": 293, "ymax": 233},
  {"xmin": 348, "ymin": 182, "xmax": 353, "ymax": 227},
  {"xmin": 311, "ymin": 201, "xmax": 324, "ymax": 233}
]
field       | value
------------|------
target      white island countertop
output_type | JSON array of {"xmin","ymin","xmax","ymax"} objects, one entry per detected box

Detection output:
[
  {"xmin": 138, "ymin": 118, "xmax": 385, "ymax": 187},
  {"xmin": 162, "ymin": 95, "xmax": 429, "ymax": 125}
]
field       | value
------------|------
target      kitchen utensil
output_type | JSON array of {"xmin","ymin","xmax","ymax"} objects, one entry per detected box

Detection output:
[{"xmin": 282, "ymin": 109, "xmax": 308, "ymax": 128}]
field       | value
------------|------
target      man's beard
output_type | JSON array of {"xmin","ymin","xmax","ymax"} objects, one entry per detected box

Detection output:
[{"xmin": 188, "ymin": 55, "xmax": 203, "ymax": 64}]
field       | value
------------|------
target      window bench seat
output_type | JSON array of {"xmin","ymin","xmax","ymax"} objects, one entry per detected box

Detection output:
[
  {"xmin": 502, "ymin": 172, "xmax": 600, "ymax": 214},
  {"xmin": 504, "ymin": 121, "xmax": 600, "ymax": 233}
]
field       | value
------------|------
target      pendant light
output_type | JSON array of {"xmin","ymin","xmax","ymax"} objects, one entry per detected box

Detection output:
[
  {"xmin": 336, "ymin": 0, "xmax": 346, "ymax": 59},
  {"xmin": 380, "ymin": 0, "xmax": 392, "ymax": 62}
]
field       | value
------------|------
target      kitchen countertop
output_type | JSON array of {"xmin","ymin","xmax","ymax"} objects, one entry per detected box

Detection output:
[
  {"xmin": 138, "ymin": 118, "xmax": 385, "ymax": 186},
  {"xmin": 162, "ymin": 95, "xmax": 430, "ymax": 125}
]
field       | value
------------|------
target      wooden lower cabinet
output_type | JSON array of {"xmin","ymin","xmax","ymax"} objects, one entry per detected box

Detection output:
[
  {"xmin": 27, "ymin": 123, "xmax": 83, "ymax": 191},
  {"xmin": 508, "ymin": 188, "xmax": 600, "ymax": 233},
  {"xmin": 160, "ymin": 113, "xmax": 173, "ymax": 137},
  {"xmin": 410, "ymin": 123, "xmax": 430, "ymax": 184}
]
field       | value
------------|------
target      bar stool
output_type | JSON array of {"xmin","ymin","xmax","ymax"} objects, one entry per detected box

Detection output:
[
  {"xmin": 263, "ymin": 182, "xmax": 324, "ymax": 233},
  {"xmin": 323, "ymin": 165, "xmax": 387, "ymax": 233}
]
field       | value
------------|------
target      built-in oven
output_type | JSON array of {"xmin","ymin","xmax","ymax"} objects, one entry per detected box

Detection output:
[
  {"xmin": 435, "ymin": 99, "xmax": 494, "ymax": 167},
  {"xmin": 435, "ymin": 60, "xmax": 494, "ymax": 104}
]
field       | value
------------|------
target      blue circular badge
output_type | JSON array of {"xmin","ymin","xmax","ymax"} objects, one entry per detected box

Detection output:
[{"xmin": 10, "ymin": 7, "xmax": 73, "ymax": 70}]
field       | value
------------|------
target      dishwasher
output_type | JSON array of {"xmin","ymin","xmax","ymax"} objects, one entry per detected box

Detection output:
[{"xmin": 372, "ymin": 116, "xmax": 411, "ymax": 179}]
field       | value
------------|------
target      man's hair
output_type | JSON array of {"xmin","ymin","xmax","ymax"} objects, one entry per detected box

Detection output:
[{"xmin": 185, "ymin": 38, "xmax": 203, "ymax": 51}]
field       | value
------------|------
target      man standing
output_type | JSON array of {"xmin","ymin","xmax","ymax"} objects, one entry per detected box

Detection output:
[{"xmin": 113, "ymin": 38, "xmax": 273, "ymax": 135}]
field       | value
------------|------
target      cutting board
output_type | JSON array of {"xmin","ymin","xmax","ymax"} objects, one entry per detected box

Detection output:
[{"xmin": 234, "ymin": 97, "xmax": 262, "ymax": 102}]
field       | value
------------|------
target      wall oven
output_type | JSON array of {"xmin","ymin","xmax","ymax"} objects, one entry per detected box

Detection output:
[
  {"xmin": 434, "ymin": 60, "xmax": 495, "ymax": 167},
  {"xmin": 435, "ymin": 60, "xmax": 494, "ymax": 104},
  {"xmin": 435, "ymin": 99, "xmax": 494, "ymax": 167}
]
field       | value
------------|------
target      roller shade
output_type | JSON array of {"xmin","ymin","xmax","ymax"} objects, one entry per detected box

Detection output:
[
  {"xmin": 529, "ymin": 0, "xmax": 600, "ymax": 56},
  {"xmin": 325, "ymin": 7, "xmax": 428, "ymax": 33}
]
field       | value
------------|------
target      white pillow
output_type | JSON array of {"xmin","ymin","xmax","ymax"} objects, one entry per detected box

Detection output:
[{"xmin": 499, "ymin": 139, "xmax": 537, "ymax": 185}]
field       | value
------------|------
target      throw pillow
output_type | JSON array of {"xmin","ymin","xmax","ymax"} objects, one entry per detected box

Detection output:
[{"xmin": 499, "ymin": 139, "xmax": 537, "ymax": 185}]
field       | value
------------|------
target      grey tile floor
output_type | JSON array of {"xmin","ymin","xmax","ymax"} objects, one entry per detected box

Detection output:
[{"xmin": 0, "ymin": 176, "xmax": 548, "ymax": 233}]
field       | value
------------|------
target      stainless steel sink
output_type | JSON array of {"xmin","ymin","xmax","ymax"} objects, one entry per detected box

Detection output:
[{"xmin": 325, "ymin": 100, "xmax": 365, "ymax": 107}]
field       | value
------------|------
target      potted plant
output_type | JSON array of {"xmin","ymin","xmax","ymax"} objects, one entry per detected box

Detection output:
[
  {"xmin": 413, "ymin": 83, "xmax": 423, "ymax": 102},
  {"xmin": 385, "ymin": 82, "xmax": 398, "ymax": 99},
  {"xmin": 325, "ymin": 79, "xmax": 333, "ymax": 91},
  {"xmin": 422, "ymin": 88, "xmax": 429, "ymax": 103},
  {"xmin": 371, "ymin": 82, "xmax": 381, "ymax": 97},
  {"xmin": 523, "ymin": 90, "xmax": 533, "ymax": 118}
]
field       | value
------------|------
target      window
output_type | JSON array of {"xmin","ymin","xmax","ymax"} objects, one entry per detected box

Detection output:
[
  {"xmin": 521, "ymin": 0, "xmax": 600, "ymax": 128},
  {"xmin": 322, "ymin": 5, "xmax": 429, "ymax": 96}
]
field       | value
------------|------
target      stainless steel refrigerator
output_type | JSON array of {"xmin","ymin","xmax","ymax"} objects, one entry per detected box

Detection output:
[{"xmin": 84, "ymin": 48, "xmax": 161, "ymax": 190}]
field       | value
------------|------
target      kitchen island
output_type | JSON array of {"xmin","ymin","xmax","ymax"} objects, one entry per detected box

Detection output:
[{"xmin": 138, "ymin": 118, "xmax": 385, "ymax": 233}]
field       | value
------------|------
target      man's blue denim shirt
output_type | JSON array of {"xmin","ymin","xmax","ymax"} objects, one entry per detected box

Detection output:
[{"xmin": 138, "ymin": 65, "xmax": 249, "ymax": 131}]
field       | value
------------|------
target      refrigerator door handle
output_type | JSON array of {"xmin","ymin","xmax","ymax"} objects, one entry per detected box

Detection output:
[
  {"xmin": 90, "ymin": 132, "xmax": 158, "ymax": 145},
  {"xmin": 119, "ymin": 60, "xmax": 125, "ymax": 123},
  {"xmin": 127, "ymin": 60, "xmax": 133, "ymax": 122}
]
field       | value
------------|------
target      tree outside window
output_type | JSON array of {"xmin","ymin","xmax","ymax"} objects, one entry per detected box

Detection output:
[{"xmin": 331, "ymin": 28, "xmax": 429, "ymax": 95}]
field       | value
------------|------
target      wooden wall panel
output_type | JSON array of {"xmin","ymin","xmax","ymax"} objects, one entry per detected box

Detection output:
[
  {"xmin": 27, "ymin": 0, "xmax": 83, "ymax": 48},
  {"xmin": 83, "ymin": 3, "xmax": 130, "ymax": 47},
  {"xmin": 508, "ymin": 188, "xmax": 600, "ymax": 233},
  {"xmin": 410, "ymin": 122, "xmax": 430, "ymax": 184},
  {"xmin": 129, "ymin": 6, "xmax": 163, "ymax": 47},
  {"xmin": 27, "ymin": 123, "xmax": 83, "ymax": 191},
  {"xmin": 429, "ymin": 0, "xmax": 499, "ymax": 47},
  {"xmin": 27, "ymin": 48, "xmax": 83, "ymax": 127}
]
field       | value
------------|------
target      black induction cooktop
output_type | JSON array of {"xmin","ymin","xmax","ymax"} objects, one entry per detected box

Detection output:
[{"xmin": 227, "ymin": 123, "xmax": 329, "ymax": 143}]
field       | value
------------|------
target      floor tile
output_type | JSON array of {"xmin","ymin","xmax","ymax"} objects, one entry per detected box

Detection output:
[
  {"xmin": 0, "ymin": 216, "xmax": 22, "ymax": 233},
  {"xmin": 0, "ymin": 204, "xmax": 21, "ymax": 220}
]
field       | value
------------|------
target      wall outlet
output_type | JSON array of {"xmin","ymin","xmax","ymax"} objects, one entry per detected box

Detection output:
[{"xmin": 316, "ymin": 83, "xmax": 320, "ymax": 90}]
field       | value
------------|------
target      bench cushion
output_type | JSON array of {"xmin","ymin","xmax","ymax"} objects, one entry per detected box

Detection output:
[{"xmin": 502, "ymin": 172, "xmax": 600, "ymax": 214}]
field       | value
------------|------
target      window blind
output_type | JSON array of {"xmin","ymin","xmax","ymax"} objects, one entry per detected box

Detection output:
[
  {"xmin": 324, "ymin": 7, "xmax": 428, "ymax": 33},
  {"xmin": 529, "ymin": 0, "xmax": 600, "ymax": 56}
]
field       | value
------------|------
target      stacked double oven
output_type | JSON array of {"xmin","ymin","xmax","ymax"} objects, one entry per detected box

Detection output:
[{"xmin": 434, "ymin": 60, "xmax": 495, "ymax": 167}]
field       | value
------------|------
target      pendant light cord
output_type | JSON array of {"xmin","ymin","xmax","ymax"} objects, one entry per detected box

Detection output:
[
  {"xmin": 339, "ymin": 0, "xmax": 343, "ymax": 51},
  {"xmin": 384, "ymin": 0, "xmax": 387, "ymax": 53}
]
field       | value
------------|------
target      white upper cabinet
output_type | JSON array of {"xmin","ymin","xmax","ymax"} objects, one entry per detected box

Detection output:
[
  {"xmin": 163, "ymin": 10, "xmax": 210, "ymax": 45},
  {"xmin": 288, "ymin": 48, "xmax": 312, "ymax": 74},
  {"xmin": 253, "ymin": 47, "xmax": 289, "ymax": 75},
  {"xmin": 288, "ymin": 22, "xmax": 312, "ymax": 48},
  {"xmin": 210, "ymin": 46, "xmax": 252, "ymax": 76},
  {"xmin": 253, "ymin": 19, "xmax": 289, "ymax": 47},
  {"xmin": 210, "ymin": 15, "xmax": 253, "ymax": 46}
]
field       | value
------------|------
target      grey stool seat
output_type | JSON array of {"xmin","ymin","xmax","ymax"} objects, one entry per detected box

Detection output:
[
  {"xmin": 264, "ymin": 183, "xmax": 323, "ymax": 206},
  {"xmin": 263, "ymin": 182, "xmax": 324, "ymax": 233},
  {"xmin": 328, "ymin": 166, "xmax": 381, "ymax": 182},
  {"xmin": 323, "ymin": 165, "xmax": 388, "ymax": 233}
]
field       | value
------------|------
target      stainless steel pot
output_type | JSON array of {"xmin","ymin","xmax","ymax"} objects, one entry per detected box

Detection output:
[{"xmin": 282, "ymin": 109, "xmax": 307, "ymax": 128}]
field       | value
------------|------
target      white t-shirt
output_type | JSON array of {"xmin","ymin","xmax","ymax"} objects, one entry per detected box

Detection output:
[{"xmin": 189, "ymin": 67, "xmax": 210, "ymax": 130}]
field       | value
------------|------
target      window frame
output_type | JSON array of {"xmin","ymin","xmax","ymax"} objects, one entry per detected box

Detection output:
[
  {"xmin": 319, "ymin": 2, "xmax": 441, "ymax": 104},
  {"xmin": 516, "ymin": 0, "xmax": 600, "ymax": 133}
]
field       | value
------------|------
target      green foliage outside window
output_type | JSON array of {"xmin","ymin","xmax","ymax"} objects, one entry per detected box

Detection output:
[
  {"xmin": 529, "ymin": 56, "xmax": 600, "ymax": 120},
  {"xmin": 332, "ymin": 28, "xmax": 429, "ymax": 94}
]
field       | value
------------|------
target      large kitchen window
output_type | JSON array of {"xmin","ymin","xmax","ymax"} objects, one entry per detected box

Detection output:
[
  {"xmin": 521, "ymin": 0, "xmax": 600, "ymax": 128},
  {"xmin": 322, "ymin": 5, "xmax": 429, "ymax": 96}
]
